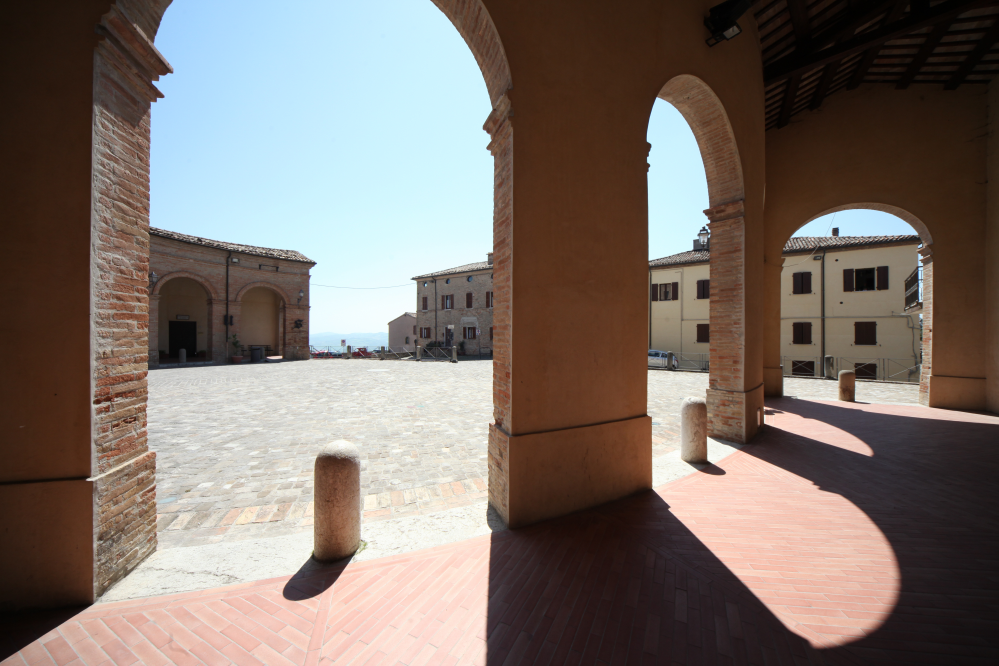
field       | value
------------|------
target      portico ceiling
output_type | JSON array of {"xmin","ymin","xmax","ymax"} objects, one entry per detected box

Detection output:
[{"xmin": 754, "ymin": 0, "xmax": 999, "ymax": 129}]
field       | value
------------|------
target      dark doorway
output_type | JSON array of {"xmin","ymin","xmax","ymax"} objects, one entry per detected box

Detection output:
[
  {"xmin": 444, "ymin": 327, "xmax": 454, "ymax": 347},
  {"xmin": 168, "ymin": 321, "xmax": 197, "ymax": 359}
]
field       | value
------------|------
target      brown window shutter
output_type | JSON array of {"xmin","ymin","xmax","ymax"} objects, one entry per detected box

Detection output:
[
  {"xmin": 466, "ymin": 292, "xmax": 473, "ymax": 308},
  {"xmin": 804, "ymin": 322, "xmax": 812, "ymax": 345},
  {"xmin": 672, "ymin": 282, "xmax": 679, "ymax": 301},
  {"xmin": 803, "ymin": 272, "xmax": 812, "ymax": 293},
  {"xmin": 441, "ymin": 296, "xmax": 445, "ymax": 310},
  {"xmin": 696, "ymin": 280, "xmax": 703, "ymax": 299},
  {"xmin": 792, "ymin": 322, "xmax": 801, "ymax": 344},
  {"xmin": 792, "ymin": 273, "xmax": 802, "ymax": 294},
  {"xmin": 843, "ymin": 269, "xmax": 854, "ymax": 292},
  {"xmin": 650, "ymin": 284, "xmax": 658, "ymax": 302},
  {"xmin": 704, "ymin": 279, "xmax": 710, "ymax": 298},
  {"xmin": 877, "ymin": 266, "xmax": 889, "ymax": 290}
]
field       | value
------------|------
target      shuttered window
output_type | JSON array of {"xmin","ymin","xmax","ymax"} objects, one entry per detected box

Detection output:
[
  {"xmin": 650, "ymin": 284, "xmax": 659, "ymax": 302},
  {"xmin": 442, "ymin": 295, "xmax": 453, "ymax": 310},
  {"xmin": 792, "ymin": 322, "xmax": 812, "ymax": 345},
  {"xmin": 792, "ymin": 272, "xmax": 812, "ymax": 294},
  {"xmin": 855, "ymin": 362, "xmax": 878, "ymax": 379},
  {"xmin": 696, "ymin": 324, "xmax": 710, "ymax": 343},
  {"xmin": 486, "ymin": 291, "xmax": 493, "ymax": 308},
  {"xmin": 466, "ymin": 292, "xmax": 473, "ymax": 308},
  {"xmin": 463, "ymin": 326, "xmax": 476, "ymax": 340},
  {"xmin": 854, "ymin": 321, "xmax": 877, "ymax": 345},
  {"xmin": 419, "ymin": 327, "xmax": 431, "ymax": 338},
  {"xmin": 422, "ymin": 296, "xmax": 428, "ymax": 311},
  {"xmin": 855, "ymin": 268, "xmax": 876, "ymax": 291},
  {"xmin": 696, "ymin": 279, "xmax": 710, "ymax": 299},
  {"xmin": 876, "ymin": 266, "xmax": 889, "ymax": 290},
  {"xmin": 489, "ymin": 327, "xmax": 493, "ymax": 341},
  {"xmin": 672, "ymin": 282, "xmax": 679, "ymax": 300},
  {"xmin": 843, "ymin": 268, "xmax": 854, "ymax": 292}
]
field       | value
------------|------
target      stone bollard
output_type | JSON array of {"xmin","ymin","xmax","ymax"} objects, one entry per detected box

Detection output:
[
  {"xmin": 314, "ymin": 440, "xmax": 361, "ymax": 562},
  {"xmin": 680, "ymin": 397, "xmax": 708, "ymax": 464},
  {"xmin": 416, "ymin": 345, "xmax": 422, "ymax": 361},
  {"xmin": 452, "ymin": 346, "xmax": 458, "ymax": 363},
  {"xmin": 345, "ymin": 345, "xmax": 351, "ymax": 359},
  {"xmin": 178, "ymin": 348, "xmax": 186, "ymax": 364},
  {"xmin": 838, "ymin": 370, "xmax": 856, "ymax": 402}
]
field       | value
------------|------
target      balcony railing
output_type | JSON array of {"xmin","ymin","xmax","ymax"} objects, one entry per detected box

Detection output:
[{"xmin": 904, "ymin": 266, "xmax": 922, "ymax": 311}]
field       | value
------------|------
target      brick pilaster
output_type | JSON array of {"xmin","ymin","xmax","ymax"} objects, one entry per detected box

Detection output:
[
  {"xmin": 704, "ymin": 200, "xmax": 761, "ymax": 443},
  {"xmin": 484, "ymin": 94, "xmax": 512, "ymax": 523},
  {"xmin": 91, "ymin": 5, "xmax": 172, "ymax": 597}
]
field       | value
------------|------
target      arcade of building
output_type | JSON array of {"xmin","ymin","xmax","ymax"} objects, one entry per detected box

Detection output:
[{"xmin": 3, "ymin": 0, "xmax": 999, "ymax": 610}]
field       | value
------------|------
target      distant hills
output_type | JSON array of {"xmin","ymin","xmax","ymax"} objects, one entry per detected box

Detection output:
[{"xmin": 309, "ymin": 332, "xmax": 388, "ymax": 349}]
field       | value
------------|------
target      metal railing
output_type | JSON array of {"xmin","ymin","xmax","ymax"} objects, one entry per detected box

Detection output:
[
  {"xmin": 781, "ymin": 356, "xmax": 921, "ymax": 383},
  {"xmin": 648, "ymin": 352, "xmax": 708, "ymax": 372},
  {"xmin": 310, "ymin": 345, "xmax": 345, "ymax": 358}
]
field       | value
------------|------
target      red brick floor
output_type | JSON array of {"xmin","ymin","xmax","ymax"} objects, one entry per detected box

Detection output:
[{"xmin": 3, "ymin": 399, "xmax": 997, "ymax": 665}]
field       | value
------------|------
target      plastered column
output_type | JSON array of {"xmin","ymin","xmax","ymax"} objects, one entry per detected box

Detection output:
[{"xmin": 762, "ymin": 257, "xmax": 784, "ymax": 397}]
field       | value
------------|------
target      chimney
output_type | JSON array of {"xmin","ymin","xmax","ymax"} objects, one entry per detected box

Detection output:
[
  {"xmin": 487, "ymin": 252, "xmax": 494, "ymax": 265},
  {"xmin": 832, "ymin": 228, "xmax": 839, "ymax": 237}
]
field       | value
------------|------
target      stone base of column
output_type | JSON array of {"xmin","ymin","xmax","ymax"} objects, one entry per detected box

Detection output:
[
  {"xmin": 0, "ymin": 479, "xmax": 96, "ymax": 610},
  {"xmin": 924, "ymin": 375, "xmax": 987, "ymax": 411},
  {"xmin": 763, "ymin": 367, "xmax": 783, "ymax": 397},
  {"xmin": 93, "ymin": 451, "xmax": 157, "ymax": 599},
  {"xmin": 489, "ymin": 416, "xmax": 652, "ymax": 529},
  {"xmin": 706, "ymin": 383, "xmax": 764, "ymax": 444}
]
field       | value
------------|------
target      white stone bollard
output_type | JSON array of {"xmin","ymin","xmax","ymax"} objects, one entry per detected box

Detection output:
[
  {"xmin": 838, "ymin": 370, "xmax": 856, "ymax": 402},
  {"xmin": 680, "ymin": 397, "xmax": 708, "ymax": 464},
  {"xmin": 178, "ymin": 348, "xmax": 186, "ymax": 364},
  {"xmin": 314, "ymin": 440, "xmax": 361, "ymax": 562},
  {"xmin": 452, "ymin": 346, "xmax": 458, "ymax": 363},
  {"xmin": 416, "ymin": 346, "xmax": 422, "ymax": 361}
]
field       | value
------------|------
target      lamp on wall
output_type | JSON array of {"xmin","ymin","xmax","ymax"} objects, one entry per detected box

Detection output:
[
  {"xmin": 704, "ymin": 0, "xmax": 752, "ymax": 46},
  {"xmin": 298, "ymin": 289, "xmax": 304, "ymax": 304},
  {"xmin": 149, "ymin": 272, "xmax": 159, "ymax": 287},
  {"xmin": 698, "ymin": 226, "xmax": 710, "ymax": 249}
]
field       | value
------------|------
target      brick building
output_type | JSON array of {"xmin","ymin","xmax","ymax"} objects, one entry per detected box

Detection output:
[
  {"xmin": 149, "ymin": 228, "xmax": 315, "ymax": 367},
  {"xmin": 412, "ymin": 253, "xmax": 494, "ymax": 355}
]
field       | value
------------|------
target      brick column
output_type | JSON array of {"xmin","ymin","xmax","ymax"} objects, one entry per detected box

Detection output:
[
  {"xmin": 209, "ymin": 299, "xmax": 227, "ymax": 363},
  {"xmin": 704, "ymin": 200, "xmax": 763, "ymax": 443},
  {"xmin": 285, "ymin": 304, "xmax": 310, "ymax": 360},
  {"xmin": 918, "ymin": 245, "xmax": 933, "ymax": 406},
  {"xmin": 762, "ymin": 258, "xmax": 784, "ymax": 397},
  {"xmin": 89, "ymin": 7, "xmax": 172, "ymax": 597},
  {"xmin": 484, "ymin": 95, "xmax": 513, "ymax": 522}
]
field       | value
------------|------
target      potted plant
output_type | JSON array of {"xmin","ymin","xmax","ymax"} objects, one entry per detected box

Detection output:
[{"xmin": 229, "ymin": 334, "xmax": 244, "ymax": 363}]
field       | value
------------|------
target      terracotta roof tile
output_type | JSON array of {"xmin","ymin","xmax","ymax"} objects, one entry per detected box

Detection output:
[
  {"xmin": 150, "ymin": 227, "xmax": 315, "ymax": 264},
  {"xmin": 649, "ymin": 235, "xmax": 920, "ymax": 268},
  {"xmin": 412, "ymin": 261, "xmax": 493, "ymax": 280}
]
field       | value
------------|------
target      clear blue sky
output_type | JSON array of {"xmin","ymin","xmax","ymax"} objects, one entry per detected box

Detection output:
[{"xmin": 152, "ymin": 2, "xmax": 919, "ymax": 334}]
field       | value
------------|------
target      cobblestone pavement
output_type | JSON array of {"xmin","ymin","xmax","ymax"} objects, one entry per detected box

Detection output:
[{"xmin": 149, "ymin": 360, "xmax": 918, "ymax": 549}]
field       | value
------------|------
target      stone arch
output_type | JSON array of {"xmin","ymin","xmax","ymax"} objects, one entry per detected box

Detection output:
[
  {"xmin": 657, "ymin": 75, "xmax": 744, "ymax": 208},
  {"xmin": 799, "ymin": 202, "xmax": 933, "ymax": 247},
  {"xmin": 151, "ymin": 270, "xmax": 218, "ymax": 300},
  {"xmin": 429, "ymin": 0, "xmax": 512, "ymax": 107},
  {"xmin": 235, "ymin": 281, "xmax": 290, "ymax": 304}
]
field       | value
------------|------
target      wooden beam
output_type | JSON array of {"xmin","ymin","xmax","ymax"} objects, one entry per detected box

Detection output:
[
  {"xmin": 897, "ymin": 22, "xmax": 951, "ymax": 89},
  {"xmin": 777, "ymin": 73, "xmax": 802, "ymax": 128},
  {"xmin": 809, "ymin": 59, "xmax": 841, "ymax": 109},
  {"xmin": 765, "ymin": 0, "xmax": 994, "ymax": 85},
  {"xmin": 945, "ymin": 19, "xmax": 999, "ymax": 88},
  {"xmin": 810, "ymin": 0, "xmax": 896, "ymax": 51},
  {"xmin": 846, "ymin": 0, "xmax": 908, "ymax": 90},
  {"xmin": 786, "ymin": 0, "xmax": 812, "ymax": 46}
]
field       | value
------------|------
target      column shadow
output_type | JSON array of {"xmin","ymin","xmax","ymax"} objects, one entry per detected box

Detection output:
[{"xmin": 484, "ymin": 399, "xmax": 999, "ymax": 664}]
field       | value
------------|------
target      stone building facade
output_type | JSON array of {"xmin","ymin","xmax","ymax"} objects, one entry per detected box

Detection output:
[
  {"xmin": 413, "ymin": 253, "xmax": 495, "ymax": 355},
  {"xmin": 388, "ymin": 312, "xmax": 417, "ymax": 352},
  {"xmin": 149, "ymin": 228, "xmax": 315, "ymax": 367}
]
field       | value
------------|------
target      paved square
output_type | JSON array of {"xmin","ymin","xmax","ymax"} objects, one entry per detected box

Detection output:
[{"xmin": 149, "ymin": 360, "xmax": 918, "ymax": 548}]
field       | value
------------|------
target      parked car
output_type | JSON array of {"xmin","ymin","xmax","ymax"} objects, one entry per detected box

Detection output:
[
  {"xmin": 352, "ymin": 347, "xmax": 375, "ymax": 358},
  {"xmin": 310, "ymin": 348, "xmax": 342, "ymax": 359},
  {"xmin": 648, "ymin": 349, "xmax": 677, "ymax": 370}
]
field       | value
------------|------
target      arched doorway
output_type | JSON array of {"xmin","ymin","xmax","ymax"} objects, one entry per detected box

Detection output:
[
  {"xmin": 150, "ymin": 272, "xmax": 217, "ymax": 367},
  {"xmin": 236, "ymin": 285, "xmax": 285, "ymax": 358}
]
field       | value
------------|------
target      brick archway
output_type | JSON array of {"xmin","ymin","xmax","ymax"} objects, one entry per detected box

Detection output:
[
  {"xmin": 657, "ymin": 75, "xmax": 758, "ymax": 443},
  {"xmin": 234, "ymin": 281, "xmax": 290, "ymax": 305},
  {"xmin": 150, "ymin": 270, "xmax": 218, "ymax": 300}
]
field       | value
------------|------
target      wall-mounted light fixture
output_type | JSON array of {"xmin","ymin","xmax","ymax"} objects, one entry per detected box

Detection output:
[
  {"xmin": 149, "ymin": 272, "xmax": 159, "ymax": 287},
  {"xmin": 704, "ymin": 0, "xmax": 752, "ymax": 47},
  {"xmin": 231, "ymin": 256, "xmax": 239, "ymax": 263},
  {"xmin": 698, "ymin": 226, "xmax": 710, "ymax": 249},
  {"xmin": 298, "ymin": 289, "xmax": 304, "ymax": 304}
]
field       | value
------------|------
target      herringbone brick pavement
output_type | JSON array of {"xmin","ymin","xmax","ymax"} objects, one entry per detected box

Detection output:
[{"xmin": 4, "ymin": 399, "xmax": 996, "ymax": 665}]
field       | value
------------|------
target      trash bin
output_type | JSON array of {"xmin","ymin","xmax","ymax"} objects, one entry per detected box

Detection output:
[{"xmin": 250, "ymin": 346, "xmax": 264, "ymax": 362}]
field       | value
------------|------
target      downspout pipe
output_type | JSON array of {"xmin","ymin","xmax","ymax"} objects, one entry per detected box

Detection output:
[
  {"xmin": 225, "ymin": 251, "xmax": 231, "ymax": 353},
  {"xmin": 434, "ymin": 278, "xmax": 438, "ymax": 344}
]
